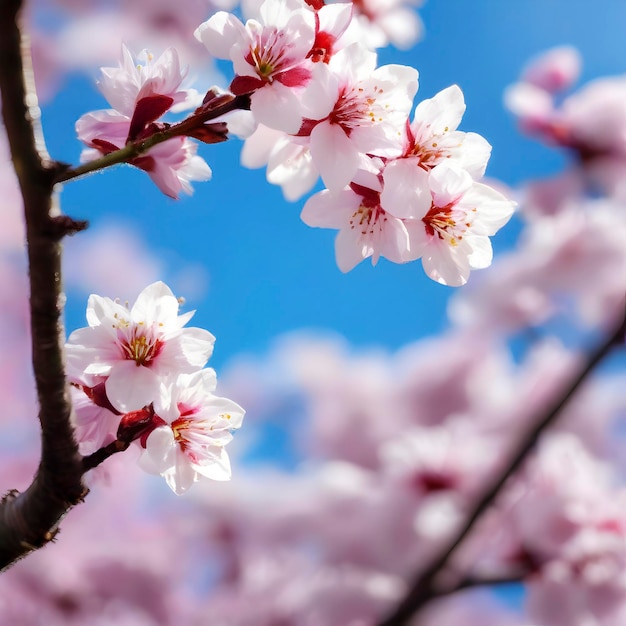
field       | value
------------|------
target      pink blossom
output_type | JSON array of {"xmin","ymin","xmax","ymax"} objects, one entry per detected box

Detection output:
[
  {"xmin": 301, "ymin": 165, "xmax": 414, "ymax": 271},
  {"xmin": 195, "ymin": 0, "xmax": 316, "ymax": 133},
  {"xmin": 402, "ymin": 163, "xmax": 516, "ymax": 286},
  {"xmin": 139, "ymin": 369, "xmax": 245, "ymax": 494},
  {"xmin": 70, "ymin": 380, "xmax": 121, "ymax": 455},
  {"xmin": 504, "ymin": 80, "xmax": 556, "ymax": 136},
  {"xmin": 66, "ymin": 281, "xmax": 215, "ymax": 413},
  {"xmin": 76, "ymin": 110, "xmax": 212, "ymax": 198},
  {"xmin": 521, "ymin": 46, "xmax": 581, "ymax": 94},
  {"xmin": 388, "ymin": 84, "xmax": 492, "ymax": 181},
  {"xmin": 299, "ymin": 42, "xmax": 418, "ymax": 191},
  {"xmin": 97, "ymin": 45, "xmax": 194, "ymax": 119}
]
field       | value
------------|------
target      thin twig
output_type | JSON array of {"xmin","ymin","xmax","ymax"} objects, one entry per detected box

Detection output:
[
  {"xmin": 379, "ymin": 306, "xmax": 626, "ymax": 625},
  {"xmin": 54, "ymin": 93, "xmax": 251, "ymax": 185},
  {"xmin": 82, "ymin": 441, "xmax": 130, "ymax": 473}
]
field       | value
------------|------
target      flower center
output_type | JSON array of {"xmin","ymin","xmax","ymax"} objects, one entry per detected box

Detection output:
[
  {"xmin": 423, "ymin": 201, "xmax": 474, "ymax": 246},
  {"xmin": 348, "ymin": 183, "xmax": 387, "ymax": 235},
  {"xmin": 410, "ymin": 141, "xmax": 447, "ymax": 170},
  {"xmin": 330, "ymin": 85, "xmax": 384, "ymax": 135},
  {"xmin": 118, "ymin": 325, "xmax": 164, "ymax": 366},
  {"xmin": 248, "ymin": 28, "xmax": 290, "ymax": 82}
]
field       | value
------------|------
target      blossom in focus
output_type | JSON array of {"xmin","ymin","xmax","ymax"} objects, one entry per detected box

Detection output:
[
  {"xmin": 391, "ymin": 84, "xmax": 492, "ymax": 180},
  {"xmin": 97, "ymin": 45, "xmax": 195, "ymax": 120},
  {"xmin": 77, "ymin": 111, "xmax": 212, "ymax": 198},
  {"xmin": 299, "ymin": 42, "xmax": 419, "ymax": 191},
  {"xmin": 139, "ymin": 369, "xmax": 245, "ymax": 494},
  {"xmin": 66, "ymin": 281, "xmax": 215, "ymax": 413},
  {"xmin": 301, "ymin": 165, "xmax": 414, "ymax": 271},
  {"xmin": 307, "ymin": 2, "xmax": 354, "ymax": 64},
  {"xmin": 303, "ymin": 158, "xmax": 515, "ymax": 283},
  {"xmin": 75, "ymin": 45, "xmax": 212, "ymax": 198},
  {"xmin": 402, "ymin": 163, "xmax": 516, "ymax": 286},
  {"xmin": 195, "ymin": 0, "xmax": 316, "ymax": 133}
]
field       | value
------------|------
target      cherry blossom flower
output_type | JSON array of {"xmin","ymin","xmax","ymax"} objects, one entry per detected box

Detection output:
[
  {"xmin": 139, "ymin": 369, "xmax": 245, "ymax": 494},
  {"xmin": 195, "ymin": 0, "xmax": 316, "ymax": 133},
  {"xmin": 386, "ymin": 84, "xmax": 492, "ymax": 182},
  {"xmin": 66, "ymin": 281, "xmax": 215, "ymax": 414},
  {"xmin": 301, "ymin": 165, "xmax": 414, "ymax": 271},
  {"xmin": 75, "ymin": 45, "xmax": 213, "ymax": 198},
  {"xmin": 97, "ymin": 45, "xmax": 195, "ymax": 121},
  {"xmin": 70, "ymin": 379, "xmax": 121, "ymax": 455},
  {"xmin": 401, "ymin": 163, "xmax": 516, "ymax": 286},
  {"xmin": 299, "ymin": 42, "xmax": 418, "ymax": 191},
  {"xmin": 77, "ymin": 111, "xmax": 212, "ymax": 198}
]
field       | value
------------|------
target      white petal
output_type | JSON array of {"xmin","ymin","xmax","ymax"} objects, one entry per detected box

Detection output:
[
  {"xmin": 412, "ymin": 84, "xmax": 465, "ymax": 135},
  {"xmin": 422, "ymin": 243, "xmax": 471, "ymax": 287},
  {"xmin": 300, "ymin": 64, "xmax": 340, "ymax": 119},
  {"xmin": 106, "ymin": 361, "xmax": 160, "ymax": 412},
  {"xmin": 140, "ymin": 426, "xmax": 176, "ymax": 475},
  {"xmin": 334, "ymin": 226, "xmax": 371, "ymax": 272},
  {"xmin": 177, "ymin": 327, "xmax": 216, "ymax": 368},
  {"xmin": 131, "ymin": 281, "xmax": 178, "ymax": 326},
  {"xmin": 301, "ymin": 189, "xmax": 358, "ymax": 229},
  {"xmin": 310, "ymin": 123, "xmax": 361, "ymax": 191},
  {"xmin": 381, "ymin": 159, "xmax": 432, "ymax": 219},
  {"xmin": 251, "ymin": 85, "xmax": 304, "ymax": 134},
  {"xmin": 201, "ymin": 395, "xmax": 246, "ymax": 429},
  {"xmin": 429, "ymin": 162, "xmax": 473, "ymax": 205},
  {"xmin": 194, "ymin": 13, "xmax": 247, "ymax": 59},
  {"xmin": 468, "ymin": 235, "xmax": 493, "ymax": 270},
  {"xmin": 165, "ymin": 449, "xmax": 199, "ymax": 495},
  {"xmin": 194, "ymin": 448, "xmax": 232, "ymax": 481},
  {"xmin": 376, "ymin": 217, "xmax": 411, "ymax": 264}
]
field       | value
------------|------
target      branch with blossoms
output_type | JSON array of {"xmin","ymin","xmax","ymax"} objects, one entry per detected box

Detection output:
[
  {"xmin": 379, "ymin": 305, "xmax": 626, "ymax": 625},
  {"xmin": 1, "ymin": 8, "xmax": 625, "ymax": 626}
]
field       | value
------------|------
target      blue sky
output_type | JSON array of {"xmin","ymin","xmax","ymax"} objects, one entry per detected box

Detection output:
[{"xmin": 41, "ymin": 0, "xmax": 626, "ymax": 370}]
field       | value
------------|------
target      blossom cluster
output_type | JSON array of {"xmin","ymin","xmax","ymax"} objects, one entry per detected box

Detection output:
[
  {"xmin": 76, "ymin": 46, "xmax": 213, "ymax": 199},
  {"xmin": 197, "ymin": 0, "xmax": 515, "ymax": 285},
  {"xmin": 76, "ymin": 0, "xmax": 515, "ymax": 286},
  {"xmin": 66, "ymin": 281, "xmax": 245, "ymax": 494}
]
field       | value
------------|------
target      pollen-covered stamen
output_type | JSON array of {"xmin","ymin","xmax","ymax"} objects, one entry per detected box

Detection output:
[
  {"xmin": 422, "ymin": 200, "xmax": 475, "ymax": 245},
  {"xmin": 330, "ymin": 85, "xmax": 386, "ymax": 135},
  {"xmin": 410, "ymin": 140, "xmax": 448, "ymax": 170},
  {"xmin": 408, "ymin": 126, "xmax": 453, "ymax": 170},
  {"xmin": 117, "ymin": 323, "xmax": 165, "ymax": 366},
  {"xmin": 246, "ymin": 28, "xmax": 291, "ymax": 82},
  {"xmin": 347, "ymin": 186, "xmax": 388, "ymax": 236}
]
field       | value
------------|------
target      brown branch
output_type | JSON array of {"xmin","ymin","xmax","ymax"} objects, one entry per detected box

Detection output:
[
  {"xmin": 53, "ymin": 93, "xmax": 251, "ymax": 185},
  {"xmin": 379, "ymin": 306, "xmax": 626, "ymax": 625},
  {"xmin": 82, "ymin": 440, "xmax": 130, "ymax": 473},
  {"xmin": 0, "ymin": 0, "xmax": 88, "ymax": 570}
]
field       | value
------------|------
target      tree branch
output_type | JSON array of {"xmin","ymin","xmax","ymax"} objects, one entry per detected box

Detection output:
[
  {"xmin": 54, "ymin": 92, "xmax": 251, "ymax": 185},
  {"xmin": 379, "ymin": 305, "xmax": 626, "ymax": 625},
  {"xmin": 0, "ymin": 0, "xmax": 88, "ymax": 570}
]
